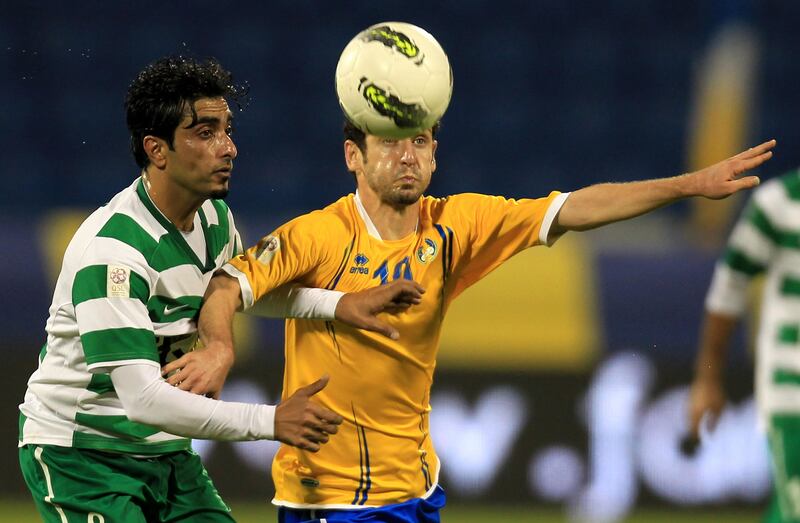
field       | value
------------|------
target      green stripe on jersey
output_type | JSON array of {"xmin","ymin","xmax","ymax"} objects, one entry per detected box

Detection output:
[
  {"xmin": 98, "ymin": 213, "xmax": 159, "ymax": 258},
  {"xmin": 81, "ymin": 327, "xmax": 158, "ymax": 365},
  {"xmin": 72, "ymin": 264, "xmax": 149, "ymax": 305},
  {"xmin": 747, "ymin": 200, "xmax": 800, "ymax": 249},
  {"xmin": 780, "ymin": 170, "xmax": 800, "ymax": 201},
  {"xmin": 148, "ymin": 295, "xmax": 203, "ymax": 323},
  {"xmin": 779, "ymin": 325, "xmax": 800, "ymax": 345},
  {"xmin": 207, "ymin": 200, "xmax": 231, "ymax": 262},
  {"xmin": 781, "ymin": 277, "xmax": 800, "ymax": 297},
  {"xmin": 86, "ymin": 373, "xmax": 115, "ymax": 395},
  {"xmin": 723, "ymin": 247, "xmax": 766, "ymax": 276},
  {"xmin": 75, "ymin": 412, "xmax": 161, "ymax": 439},
  {"xmin": 72, "ymin": 431, "xmax": 190, "ymax": 454},
  {"xmin": 774, "ymin": 369, "xmax": 800, "ymax": 386},
  {"xmin": 98, "ymin": 212, "xmax": 214, "ymax": 272},
  {"xmin": 746, "ymin": 204, "xmax": 781, "ymax": 244}
]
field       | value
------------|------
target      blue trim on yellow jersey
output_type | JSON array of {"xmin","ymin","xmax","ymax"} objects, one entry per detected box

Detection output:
[
  {"xmin": 434, "ymin": 224, "xmax": 454, "ymax": 314},
  {"xmin": 350, "ymin": 407, "xmax": 372, "ymax": 505},
  {"xmin": 359, "ymin": 425, "xmax": 372, "ymax": 505},
  {"xmin": 325, "ymin": 321, "xmax": 342, "ymax": 362},
  {"xmin": 327, "ymin": 236, "xmax": 356, "ymax": 290},
  {"xmin": 421, "ymin": 453, "xmax": 432, "ymax": 491}
]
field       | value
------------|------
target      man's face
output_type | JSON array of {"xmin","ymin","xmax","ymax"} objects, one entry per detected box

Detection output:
[
  {"xmin": 355, "ymin": 130, "xmax": 437, "ymax": 207},
  {"xmin": 165, "ymin": 97, "xmax": 237, "ymax": 199}
]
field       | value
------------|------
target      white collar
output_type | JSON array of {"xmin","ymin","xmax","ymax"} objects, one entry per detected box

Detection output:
[
  {"xmin": 353, "ymin": 190, "xmax": 420, "ymax": 241},
  {"xmin": 354, "ymin": 190, "xmax": 383, "ymax": 240}
]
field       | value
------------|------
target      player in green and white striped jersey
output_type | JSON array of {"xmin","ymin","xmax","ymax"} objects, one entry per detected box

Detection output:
[
  {"xmin": 18, "ymin": 56, "xmax": 423, "ymax": 523},
  {"xmin": 689, "ymin": 169, "xmax": 800, "ymax": 522}
]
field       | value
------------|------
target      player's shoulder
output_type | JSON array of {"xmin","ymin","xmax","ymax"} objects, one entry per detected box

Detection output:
[
  {"xmin": 283, "ymin": 194, "xmax": 356, "ymax": 233},
  {"xmin": 754, "ymin": 168, "xmax": 800, "ymax": 205},
  {"xmin": 76, "ymin": 180, "xmax": 168, "ymax": 266},
  {"xmin": 422, "ymin": 192, "xmax": 509, "ymax": 217},
  {"xmin": 774, "ymin": 168, "xmax": 800, "ymax": 200}
]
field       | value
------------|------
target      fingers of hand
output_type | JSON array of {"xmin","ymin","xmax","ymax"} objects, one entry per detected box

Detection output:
[
  {"xmin": 298, "ymin": 375, "xmax": 330, "ymax": 397},
  {"xmin": 297, "ymin": 439, "xmax": 321, "ymax": 452},
  {"xmin": 309, "ymin": 405, "xmax": 343, "ymax": 426},
  {"xmin": 162, "ymin": 354, "xmax": 191, "ymax": 376},
  {"xmin": 737, "ymin": 139, "xmax": 776, "ymax": 159},
  {"xmin": 740, "ymin": 175, "xmax": 760, "ymax": 189},
  {"xmin": 383, "ymin": 304, "xmax": 410, "ymax": 314},
  {"xmin": 165, "ymin": 367, "xmax": 183, "ymax": 386}
]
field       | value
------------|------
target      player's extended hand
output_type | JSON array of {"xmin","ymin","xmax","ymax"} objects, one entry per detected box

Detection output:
[
  {"xmin": 162, "ymin": 341, "xmax": 234, "ymax": 399},
  {"xmin": 686, "ymin": 139, "xmax": 776, "ymax": 200},
  {"xmin": 335, "ymin": 279, "xmax": 425, "ymax": 340},
  {"xmin": 687, "ymin": 375, "xmax": 726, "ymax": 440},
  {"xmin": 275, "ymin": 375, "xmax": 343, "ymax": 452}
]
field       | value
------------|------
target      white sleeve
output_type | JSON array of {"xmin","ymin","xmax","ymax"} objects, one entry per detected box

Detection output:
[
  {"xmin": 246, "ymin": 283, "xmax": 343, "ymax": 319},
  {"xmin": 704, "ymin": 263, "xmax": 750, "ymax": 317},
  {"xmin": 110, "ymin": 363, "xmax": 275, "ymax": 441}
]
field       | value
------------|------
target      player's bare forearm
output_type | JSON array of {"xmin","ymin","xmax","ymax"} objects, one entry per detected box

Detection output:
[
  {"xmin": 693, "ymin": 311, "xmax": 739, "ymax": 382},
  {"xmin": 687, "ymin": 311, "xmax": 739, "ymax": 437},
  {"xmin": 163, "ymin": 273, "xmax": 243, "ymax": 397},
  {"xmin": 198, "ymin": 273, "xmax": 243, "ymax": 355},
  {"xmin": 552, "ymin": 139, "xmax": 775, "ymax": 233}
]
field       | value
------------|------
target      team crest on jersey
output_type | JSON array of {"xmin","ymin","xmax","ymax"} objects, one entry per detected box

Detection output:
[
  {"xmin": 255, "ymin": 235, "xmax": 280, "ymax": 264},
  {"xmin": 349, "ymin": 252, "xmax": 370, "ymax": 274},
  {"xmin": 107, "ymin": 264, "xmax": 131, "ymax": 298},
  {"xmin": 416, "ymin": 238, "xmax": 438, "ymax": 264}
]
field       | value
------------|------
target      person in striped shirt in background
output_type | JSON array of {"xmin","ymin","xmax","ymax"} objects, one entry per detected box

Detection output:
[
  {"xmin": 689, "ymin": 168, "xmax": 800, "ymax": 523},
  {"xmin": 17, "ymin": 55, "xmax": 423, "ymax": 523}
]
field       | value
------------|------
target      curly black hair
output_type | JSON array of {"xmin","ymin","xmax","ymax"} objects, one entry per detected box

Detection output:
[{"xmin": 125, "ymin": 56, "xmax": 247, "ymax": 168}]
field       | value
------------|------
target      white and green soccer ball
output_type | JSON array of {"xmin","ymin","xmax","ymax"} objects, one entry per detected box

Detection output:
[{"xmin": 335, "ymin": 21, "xmax": 453, "ymax": 138}]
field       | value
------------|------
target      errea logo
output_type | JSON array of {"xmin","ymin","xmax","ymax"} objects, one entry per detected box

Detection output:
[{"xmin": 349, "ymin": 253, "xmax": 369, "ymax": 274}]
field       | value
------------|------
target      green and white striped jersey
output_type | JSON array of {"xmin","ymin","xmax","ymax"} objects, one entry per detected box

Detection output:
[
  {"xmin": 19, "ymin": 177, "xmax": 241, "ymax": 454},
  {"xmin": 706, "ymin": 169, "xmax": 800, "ymax": 423}
]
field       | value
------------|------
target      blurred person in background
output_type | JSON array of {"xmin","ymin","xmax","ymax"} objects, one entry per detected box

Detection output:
[
  {"xmin": 689, "ymin": 166, "xmax": 800, "ymax": 523},
  {"xmin": 18, "ymin": 55, "xmax": 422, "ymax": 523},
  {"xmin": 192, "ymin": 112, "xmax": 774, "ymax": 522}
]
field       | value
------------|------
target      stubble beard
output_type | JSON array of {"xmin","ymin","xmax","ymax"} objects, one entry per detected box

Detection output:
[{"xmin": 209, "ymin": 188, "xmax": 230, "ymax": 199}]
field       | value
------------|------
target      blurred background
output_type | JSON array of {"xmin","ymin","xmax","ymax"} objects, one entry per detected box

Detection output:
[{"xmin": 2, "ymin": 0, "xmax": 797, "ymax": 521}]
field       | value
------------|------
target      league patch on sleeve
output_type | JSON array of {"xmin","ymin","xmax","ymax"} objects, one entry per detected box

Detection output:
[
  {"xmin": 255, "ymin": 235, "xmax": 280, "ymax": 264},
  {"xmin": 107, "ymin": 264, "xmax": 131, "ymax": 298}
]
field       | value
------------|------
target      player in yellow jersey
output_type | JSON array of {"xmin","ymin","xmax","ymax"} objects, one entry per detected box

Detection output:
[{"xmin": 190, "ymin": 121, "xmax": 774, "ymax": 522}]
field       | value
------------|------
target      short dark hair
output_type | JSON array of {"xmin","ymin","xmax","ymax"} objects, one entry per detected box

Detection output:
[
  {"xmin": 125, "ymin": 56, "xmax": 247, "ymax": 168},
  {"xmin": 343, "ymin": 119, "xmax": 441, "ymax": 157}
]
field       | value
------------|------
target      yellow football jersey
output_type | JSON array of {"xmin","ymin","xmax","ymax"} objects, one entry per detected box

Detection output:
[{"xmin": 225, "ymin": 190, "xmax": 566, "ymax": 508}]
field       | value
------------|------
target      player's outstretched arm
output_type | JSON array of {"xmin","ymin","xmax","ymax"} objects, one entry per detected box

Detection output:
[
  {"xmin": 335, "ymin": 279, "xmax": 425, "ymax": 340},
  {"xmin": 275, "ymin": 375, "xmax": 344, "ymax": 452},
  {"xmin": 552, "ymin": 139, "xmax": 775, "ymax": 234}
]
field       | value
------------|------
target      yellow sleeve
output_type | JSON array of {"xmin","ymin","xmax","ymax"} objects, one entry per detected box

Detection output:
[
  {"xmin": 225, "ymin": 211, "xmax": 343, "ymax": 308},
  {"xmin": 446, "ymin": 191, "xmax": 565, "ymax": 300}
]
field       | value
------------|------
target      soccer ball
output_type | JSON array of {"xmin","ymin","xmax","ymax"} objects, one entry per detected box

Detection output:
[{"xmin": 335, "ymin": 22, "xmax": 453, "ymax": 138}]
